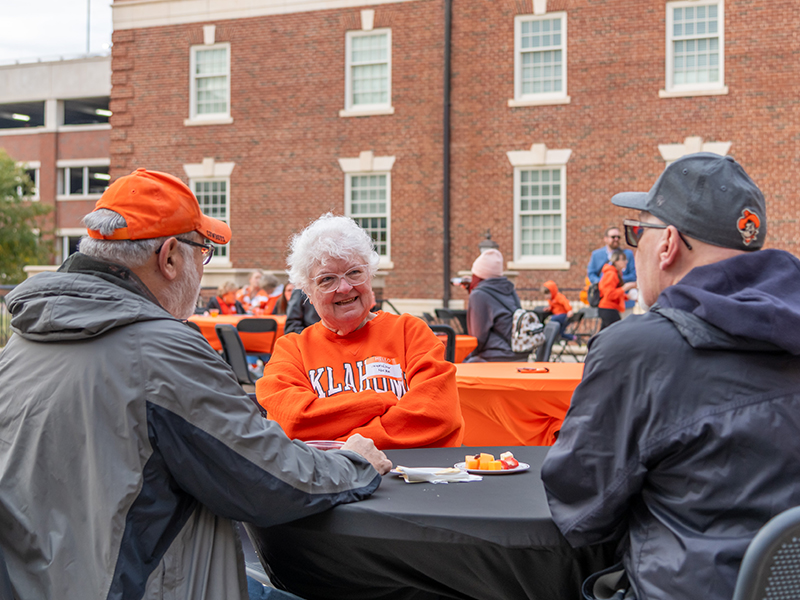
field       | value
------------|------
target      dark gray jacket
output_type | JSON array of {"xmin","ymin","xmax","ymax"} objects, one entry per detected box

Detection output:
[
  {"xmin": 465, "ymin": 277, "xmax": 523, "ymax": 361},
  {"xmin": 0, "ymin": 254, "xmax": 380, "ymax": 600},
  {"xmin": 284, "ymin": 288, "xmax": 320, "ymax": 335},
  {"xmin": 542, "ymin": 249, "xmax": 800, "ymax": 600}
]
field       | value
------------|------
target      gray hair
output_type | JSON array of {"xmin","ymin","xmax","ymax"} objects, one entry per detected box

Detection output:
[
  {"xmin": 287, "ymin": 213, "xmax": 380, "ymax": 292},
  {"xmin": 79, "ymin": 208, "xmax": 193, "ymax": 269}
]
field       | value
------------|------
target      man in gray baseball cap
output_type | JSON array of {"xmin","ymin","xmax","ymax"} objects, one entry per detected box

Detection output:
[{"xmin": 541, "ymin": 153, "xmax": 800, "ymax": 600}]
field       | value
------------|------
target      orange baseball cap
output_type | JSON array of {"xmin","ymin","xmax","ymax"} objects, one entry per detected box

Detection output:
[{"xmin": 86, "ymin": 168, "xmax": 232, "ymax": 244}]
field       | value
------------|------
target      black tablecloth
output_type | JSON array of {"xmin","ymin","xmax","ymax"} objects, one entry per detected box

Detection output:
[{"xmin": 246, "ymin": 446, "xmax": 617, "ymax": 600}]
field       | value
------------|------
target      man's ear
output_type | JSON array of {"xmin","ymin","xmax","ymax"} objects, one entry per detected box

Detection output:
[
  {"xmin": 156, "ymin": 238, "xmax": 181, "ymax": 282},
  {"xmin": 658, "ymin": 226, "xmax": 681, "ymax": 271}
]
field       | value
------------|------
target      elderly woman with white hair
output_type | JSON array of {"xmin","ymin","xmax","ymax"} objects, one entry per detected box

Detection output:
[{"xmin": 256, "ymin": 213, "xmax": 464, "ymax": 449}]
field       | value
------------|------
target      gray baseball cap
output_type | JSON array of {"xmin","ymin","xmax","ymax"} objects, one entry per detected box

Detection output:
[{"xmin": 611, "ymin": 152, "xmax": 767, "ymax": 250}]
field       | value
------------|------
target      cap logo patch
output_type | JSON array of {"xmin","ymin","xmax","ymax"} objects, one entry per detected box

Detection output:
[{"xmin": 737, "ymin": 209, "xmax": 760, "ymax": 246}]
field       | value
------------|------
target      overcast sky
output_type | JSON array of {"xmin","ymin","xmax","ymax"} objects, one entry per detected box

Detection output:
[{"xmin": 0, "ymin": 0, "xmax": 113, "ymax": 64}]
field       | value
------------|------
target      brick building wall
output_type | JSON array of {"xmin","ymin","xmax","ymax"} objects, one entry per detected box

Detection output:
[{"xmin": 111, "ymin": 0, "xmax": 800, "ymax": 302}]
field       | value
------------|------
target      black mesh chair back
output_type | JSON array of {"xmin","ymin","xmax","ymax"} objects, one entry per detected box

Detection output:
[
  {"xmin": 535, "ymin": 321, "xmax": 561, "ymax": 363},
  {"xmin": 421, "ymin": 312, "xmax": 437, "ymax": 325},
  {"xmin": 429, "ymin": 324, "xmax": 457, "ymax": 362},
  {"xmin": 435, "ymin": 308, "xmax": 465, "ymax": 334},
  {"xmin": 236, "ymin": 317, "xmax": 278, "ymax": 363},
  {"xmin": 215, "ymin": 324, "xmax": 255, "ymax": 386},
  {"xmin": 732, "ymin": 506, "xmax": 800, "ymax": 600}
]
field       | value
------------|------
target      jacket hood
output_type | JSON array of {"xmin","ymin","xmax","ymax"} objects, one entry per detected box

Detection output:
[
  {"xmin": 7, "ymin": 262, "xmax": 175, "ymax": 343},
  {"xmin": 474, "ymin": 276, "xmax": 516, "ymax": 296},
  {"xmin": 543, "ymin": 280, "xmax": 558, "ymax": 298},
  {"xmin": 656, "ymin": 249, "xmax": 800, "ymax": 355}
]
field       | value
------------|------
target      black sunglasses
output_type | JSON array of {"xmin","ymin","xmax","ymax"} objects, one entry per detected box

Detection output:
[
  {"xmin": 155, "ymin": 237, "xmax": 216, "ymax": 265},
  {"xmin": 623, "ymin": 219, "xmax": 693, "ymax": 251}
]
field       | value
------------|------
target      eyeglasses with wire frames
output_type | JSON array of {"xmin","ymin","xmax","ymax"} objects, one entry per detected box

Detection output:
[
  {"xmin": 313, "ymin": 264, "xmax": 370, "ymax": 293},
  {"xmin": 155, "ymin": 237, "xmax": 216, "ymax": 265},
  {"xmin": 623, "ymin": 219, "xmax": 693, "ymax": 251}
]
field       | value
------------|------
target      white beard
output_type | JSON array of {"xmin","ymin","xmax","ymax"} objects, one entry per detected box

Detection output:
[{"xmin": 162, "ymin": 253, "xmax": 202, "ymax": 319}]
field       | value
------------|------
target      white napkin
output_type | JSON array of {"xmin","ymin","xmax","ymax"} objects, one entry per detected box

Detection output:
[{"xmin": 395, "ymin": 466, "xmax": 483, "ymax": 484}]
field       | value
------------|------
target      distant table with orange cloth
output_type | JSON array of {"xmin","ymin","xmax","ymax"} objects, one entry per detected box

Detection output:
[
  {"xmin": 188, "ymin": 314, "xmax": 286, "ymax": 354},
  {"xmin": 455, "ymin": 362, "xmax": 584, "ymax": 447},
  {"xmin": 431, "ymin": 333, "xmax": 478, "ymax": 363}
]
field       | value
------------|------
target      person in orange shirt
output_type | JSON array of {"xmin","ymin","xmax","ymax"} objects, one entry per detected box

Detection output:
[
  {"xmin": 256, "ymin": 213, "xmax": 464, "ymax": 449},
  {"xmin": 206, "ymin": 282, "xmax": 246, "ymax": 315},
  {"xmin": 598, "ymin": 249, "xmax": 637, "ymax": 330},
  {"xmin": 541, "ymin": 280, "xmax": 574, "ymax": 341},
  {"xmin": 236, "ymin": 270, "xmax": 267, "ymax": 313}
]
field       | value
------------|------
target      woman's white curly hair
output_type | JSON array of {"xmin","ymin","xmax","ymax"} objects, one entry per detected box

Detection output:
[{"xmin": 287, "ymin": 213, "xmax": 380, "ymax": 293}]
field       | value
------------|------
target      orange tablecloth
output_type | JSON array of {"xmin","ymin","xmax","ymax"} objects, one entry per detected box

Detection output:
[
  {"xmin": 432, "ymin": 333, "xmax": 478, "ymax": 363},
  {"xmin": 454, "ymin": 335, "xmax": 478, "ymax": 363},
  {"xmin": 189, "ymin": 314, "xmax": 286, "ymax": 353},
  {"xmin": 455, "ymin": 361, "xmax": 584, "ymax": 447}
]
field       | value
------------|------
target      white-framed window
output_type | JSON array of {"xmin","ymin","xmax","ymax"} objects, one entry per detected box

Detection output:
[
  {"xmin": 510, "ymin": 12, "xmax": 569, "ymax": 107},
  {"xmin": 341, "ymin": 29, "xmax": 393, "ymax": 117},
  {"xmin": 187, "ymin": 42, "xmax": 232, "ymax": 125},
  {"xmin": 185, "ymin": 158, "xmax": 235, "ymax": 265},
  {"xmin": 338, "ymin": 151, "xmax": 395, "ymax": 267},
  {"xmin": 192, "ymin": 179, "xmax": 230, "ymax": 262},
  {"xmin": 16, "ymin": 161, "xmax": 40, "ymax": 201},
  {"xmin": 56, "ymin": 160, "xmax": 110, "ymax": 200},
  {"xmin": 346, "ymin": 173, "xmax": 391, "ymax": 258},
  {"xmin": 662, "ymin": 0, "xmax": 726, "ymax": 97},
  {"xmin": 57, "ymin": 228, "xmax": 86, "ymax": 263},
  {"xmin": 506, "ymin": 144, "xmax": 571, "ymax": 269}
]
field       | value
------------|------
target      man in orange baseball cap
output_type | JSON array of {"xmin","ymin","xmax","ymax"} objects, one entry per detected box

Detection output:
[{"xmin": 0, "ymin": 168, "xmax": 391, "ymax": 600}]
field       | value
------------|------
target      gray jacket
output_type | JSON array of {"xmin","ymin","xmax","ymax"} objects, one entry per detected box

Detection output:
[
  {"xmin": 465, "ymin": 277, "xmax": 523, "ymax": 361},
  {"xmin": 542, "ymin": 250, "xmax": 800, "ymax": 600},
  {"xmin": 0, "ymin": 255, "xmax": 380, "ymax": 600}
]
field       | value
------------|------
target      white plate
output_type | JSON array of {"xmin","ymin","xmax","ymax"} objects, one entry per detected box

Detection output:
[{"xmin": 453, "ymin": 461, "xmax": 530, "ymax": 475}]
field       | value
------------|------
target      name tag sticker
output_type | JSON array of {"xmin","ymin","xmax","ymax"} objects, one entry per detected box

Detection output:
[{"xmin": 364, "ymin": 356, "xmax": 403, "ymax": 380}]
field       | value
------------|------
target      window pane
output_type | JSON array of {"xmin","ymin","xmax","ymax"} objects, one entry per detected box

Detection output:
[
  {"xmin": 194, "ymin": 179, "xmax": 229, "ymax": 258},
  {"xmin": 350, "ymin": 174, "xmax": 388, "ymax": 256},
  {"xmin": 519, "ymin": 169, "xmax": 563, "ymax": 257},
  {"xmin": 520, "ymin": 17, "xmax": 563, "ymax": 97},
  {"xmin": 87, "ymin": 166, "xmax": 110, "ymax": 194},
  {"xmin": 195, "ymin": 47, "xmax": 228, "ymax": 116}
]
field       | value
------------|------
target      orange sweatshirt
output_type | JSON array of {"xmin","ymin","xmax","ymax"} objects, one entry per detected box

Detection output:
[
  {"xmin": 256, "ymin": 312, "xmax": 464, "ymax": 449},
  {"xmin": 598, "ymin": 263, "xmax": 627, "ymax": 312},
  {"xmin": 543, "ymin": 280, "xmax": 572, "ymax": 316}
]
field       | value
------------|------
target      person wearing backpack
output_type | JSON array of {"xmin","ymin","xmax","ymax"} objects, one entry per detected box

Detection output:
[{"xmin": 463, "ymin": 249, "xmax": 527, "ymax": 362}]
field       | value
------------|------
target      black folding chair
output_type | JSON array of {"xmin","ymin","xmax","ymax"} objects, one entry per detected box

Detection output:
[
  {"xmin": 215, "ymin": 324, "xmax": 256, "ymax": 386},
  {"xmin": 236, "ymin": 317, "xmax": 278, "ymax": 364},
  {"xmin": 535, "ymin": 321, "xmax": 561, "ymax": 363},
  {"xmin": 429, "ymin": 324, "xmax": 456, "ymax": 363},
  {"xmin": 732, "ymin": 505, "xmax": 800, "ymax": 600},
  {"xmin": 552, "ymin": 307, "xmax": 600, "ymax": 362}
]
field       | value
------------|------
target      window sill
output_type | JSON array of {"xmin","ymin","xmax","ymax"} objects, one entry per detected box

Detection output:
[
  {"xmin": 183, "ymin": 116, "xmax": 234, "ymax": 127},
  {"xmin": 378, "ymin": 260, "xmax": 394, "ymax": 270},
  {"xmin": 658, "ymin": 86, "xmax": 728, "ymax": 99},
  {"xmin": 507, "ymin": 261, "xmax": 571, "ymax": 270},
  {"xmin": 507, "ymin": 96, "xmax": 571, "ymax": 107},
  {"xmin": 339, "ymin": 107, "xmax": 395, "ymax": 118},
  {"xmin": 0, "ymin": 127, "xmax": 51, "ymax": 137},
  {"xmin": 58, "ymin": 123, "xmax": 111, "ymax": 132},
  {"xmin": 56, "ymin": 194, "xmax": 103, "ymax": 202}
]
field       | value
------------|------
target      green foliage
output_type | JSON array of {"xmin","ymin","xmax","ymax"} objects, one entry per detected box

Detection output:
[{"xmin": 0, "ymin": 149, "xmax": 53, "ymax": 283}]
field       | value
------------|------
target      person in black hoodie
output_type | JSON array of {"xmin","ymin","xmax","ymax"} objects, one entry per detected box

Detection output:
[
  {"xmin": 541, "ymin": 153, "xmax": 800, "ymax": 600},
  {"xmin": 463, "ymin": 248, "xmax": 527, "ymax": 362}
]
